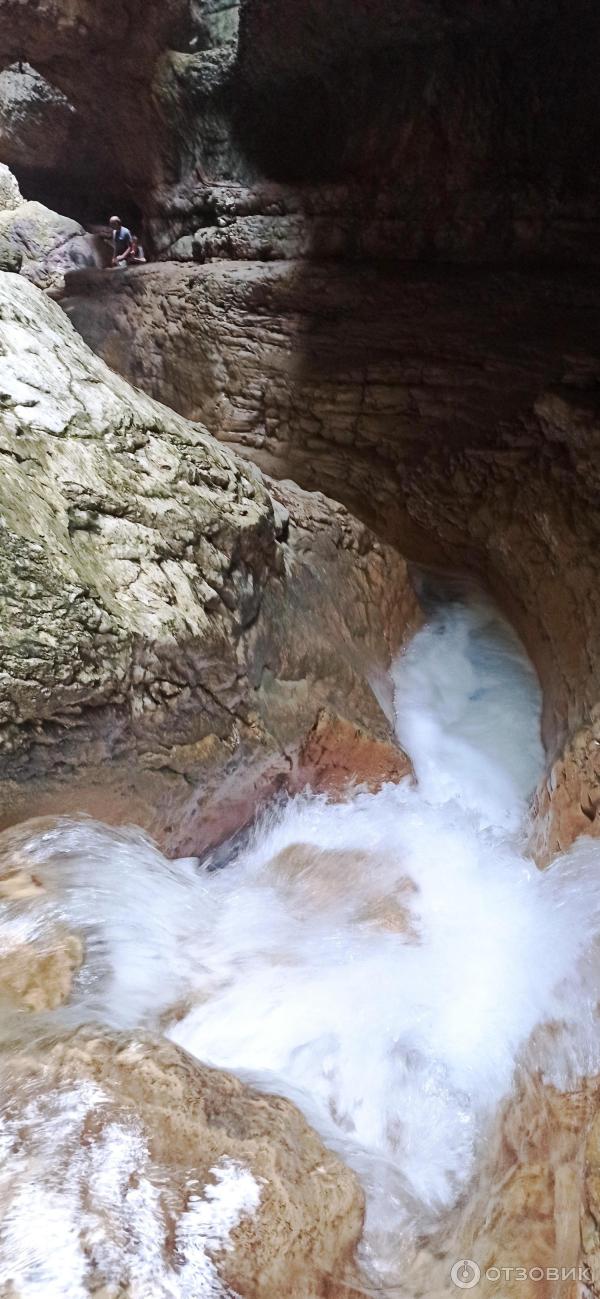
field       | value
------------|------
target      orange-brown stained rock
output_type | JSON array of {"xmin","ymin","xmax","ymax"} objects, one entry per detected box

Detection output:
[
  {"xmin": 298, "ymin": 710, "xmax": 412, "ymax": 799},
  {"xmin": 531, "ymin": 718, "xmax": 600, "ymax": 865},
  {"xmin": 577, "ymin": 1097, "xmax": 600, "ymax": 1297},
  {"xmin": 0, "ymin": 852, "xmax": 84, "ymax": 1011},
  {"xmin": 0, "ymin": 929, "xmax": 83, "ymax": 1012},
  {"xmin": 0, "ymin": 275, "xmax": 421, "ymax": 861},
  {"xmin": 458, "ymin": 1078, "xmax": 596, "ymax": 1299}
]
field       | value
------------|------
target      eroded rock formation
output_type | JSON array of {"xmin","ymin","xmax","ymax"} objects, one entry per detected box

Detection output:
[
  {"xmin": 4, "ymin": 1, "xmax": 600, "ymax": 1291},
  {"xmin": 0, "ymin": 272, "xmax": 417, "ymax": 854},
  {"xmin": 0, "ymin": 163, "xmax": 104, "ymax": 292},
  {"xmin": 0, "ymin": 812, "xmax": 364, "ymax": 1297},
  {"xmin": 62, "ymin": 258, "xmax": 600, "ymax": 862},
  {"xmin": 1, "ymin": 0, "xmax": 599, "ymax": 266}
]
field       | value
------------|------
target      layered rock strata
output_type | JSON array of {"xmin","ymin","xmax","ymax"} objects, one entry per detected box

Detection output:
[
  {"xmin": 63, "ymin": 259, "xmax": 600, "ymax": 860},
  {"xmin": 0, "ymin": 272, "xmax": 418, "ymax": 854}
]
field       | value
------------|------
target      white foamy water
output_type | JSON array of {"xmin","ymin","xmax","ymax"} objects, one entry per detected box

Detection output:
[{"xmin": 2, "ymin": 598, "xmax": 600, "ymax": 1292}]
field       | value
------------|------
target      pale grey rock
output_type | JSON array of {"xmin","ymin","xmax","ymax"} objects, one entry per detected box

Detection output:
[
  {"xmin": 0, "ymin": 234, "xmax": 21, "ymax": 272},
  {"xmin": 0, "ymin": 197, "xmax": 105, "ymax": 294},
  {"xmin": 0, "ymin": 161, "xmax": 22, "ymax": 212},
  {"xmin": 0, "ymin": 63, "xmax": 75, "ymax": 170},
  {"xmin": 0, "ymin": 273, "xmax": 418, "ymax": 853}
]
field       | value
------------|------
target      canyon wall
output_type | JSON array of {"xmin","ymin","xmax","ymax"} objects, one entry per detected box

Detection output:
[
  {"xmin": 2, "ymin": 0, "xmax": 600, "ymax": 262},
  {"xmin": 0, "ymin": 272, "xmax": 418, "ymax": 854},
  {"xmin": 63, "ymin": 258, "xmax": 600, "ymax": 862},
  {"xmin": 3, "ymin": 3, "xmax": 600, "ymax": 1293},
  {"xmin": 3, "ymin": 0, "xmax": 600, "ymax": 853}
]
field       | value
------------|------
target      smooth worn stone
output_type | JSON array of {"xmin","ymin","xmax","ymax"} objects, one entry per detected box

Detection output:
[
  {"xmin": 62, "ymin": 258, "xmax": 600, "ymax": 862},
  {"xmin": 0, "ymin": 273, "xmax": 419, "ymax": 855}
]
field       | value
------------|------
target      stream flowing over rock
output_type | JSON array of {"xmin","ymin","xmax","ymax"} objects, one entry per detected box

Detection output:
[
  {"xmin": 0, "ymin": 1026, "xmax": 363, "ymax": 1297},
  {"xmin": 63, "ymin": 257, "xmax": 600, "ymax": 865},
  {"xmin": 3, "ymin": 0, "xmax": 600, "ymax": 1295}
]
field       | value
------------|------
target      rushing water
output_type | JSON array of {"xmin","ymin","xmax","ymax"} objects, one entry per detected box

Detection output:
[{"xmin": 2, "ymin": 599, "xmax": 600, "ymax": 1294}]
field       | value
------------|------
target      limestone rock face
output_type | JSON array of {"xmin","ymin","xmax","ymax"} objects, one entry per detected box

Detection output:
[
  {"xmin": 0, "ymin": 1029, "xmax": 363, "ymax": 1298},
  {"xmin": 2, "ymin": 0, "xmax": 600, "ymax": 266},
  {"xmin": 0, "ymin": 165, "xmax": 105, "ymax": 292},
  {"xmin": 299, "ymin": 711, "xmax": 411, "ymax": 798},
  {"xmin": 372, "ymin": 1063, "xmax": 597, "ymax": 1298},
  {"xmin": 0, "ymin": 199, "xmax": 105, "ymax": 293},
  {"xmin": 0, "ymin": 62, "xmax": 76, "ymax": 173},
  {"xmin": 0, "ymin": 234, "xmax": 21, "ymax": 272},
  {"xmin": 0, "ymin": 273, "xmax": 418, "ymax": 853},
  {"xmin": 0, "ymin": 160, "xmax": 22, "ymax": 211},
  {"xmin": 581, "ymin": 1103, "xmax": 600, "ymax": 1291},
  {"xmin": 451, "ymin": 1078, "xmax": 595, "ymax": 1298},
  {"xmin": 0, "ymin": 0, "xmax": 187, "ymax": 202},
  {"xmin": 62, "ymin": 260, "xmax": 600, "ymax": 858}
]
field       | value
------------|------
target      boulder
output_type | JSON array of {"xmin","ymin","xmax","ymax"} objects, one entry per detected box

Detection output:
[
  {"xmin": 0, "ymin": 273, "xmax": 419, "ymax": 854},
  {"xmin": 0, "ymin": 192, "xmax": 105, "ymax": 294},
  {"xmin": 0, "ymin": 1028, "xmax": 363, "ymax": 1297}
]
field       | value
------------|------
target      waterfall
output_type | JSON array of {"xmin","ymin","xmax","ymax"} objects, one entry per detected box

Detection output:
[{"xmin": 1, "ymin": 598, "xmax": 600, "ymax": 1292}]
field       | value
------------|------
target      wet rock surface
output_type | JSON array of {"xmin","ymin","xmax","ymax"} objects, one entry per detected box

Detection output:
[
  {"xmin": 0, "ymin": 272, "xmax": 418, "ymax": 854},
  {"xmin": 62, "ymin": 259, "xmax": 600, "ymax": 859},
  {"xmin": 3, "ymin": 2, "xmax": 600, "ymax": 1292},
  {"xmin": 0, "ymin": 1028, "xmax": 363, "ymax": 1298}
]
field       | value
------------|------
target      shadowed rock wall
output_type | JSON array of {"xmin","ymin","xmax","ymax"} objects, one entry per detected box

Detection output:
[
  {"xmin": 63, "ymin": 260, "xmax": 600, "ymax": 861},
  {"xmin": 3, "ymin": 0, "xmax": 600, "ymax": 263}
]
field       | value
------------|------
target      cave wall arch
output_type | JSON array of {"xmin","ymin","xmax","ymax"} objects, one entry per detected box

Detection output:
[{"xmin": 2, "ymin": 0, "xmax": 600, "ymax": 864}]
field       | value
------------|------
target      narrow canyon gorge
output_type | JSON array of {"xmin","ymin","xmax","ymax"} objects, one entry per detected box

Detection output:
[{"xmin": 1, "ymin": 1, "xmax": 600, "ymax": 1296}]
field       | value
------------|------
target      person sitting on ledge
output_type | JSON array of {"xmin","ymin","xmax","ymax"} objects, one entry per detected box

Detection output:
[
  {"xmin": 109, "ymin": 215, "xmax": 132, "ymax": 267},
  {"xmin": 127, "ymin": 234, "xmax": 146, "ymax": 265}
]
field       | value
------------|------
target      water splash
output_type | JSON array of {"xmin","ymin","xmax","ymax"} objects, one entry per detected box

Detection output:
[{"xmin": 1, "ymin": 599, "xmax": 600, "ymax": 1290}]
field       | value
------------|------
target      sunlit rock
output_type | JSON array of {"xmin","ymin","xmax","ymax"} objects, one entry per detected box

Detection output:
[
  {"xmin": 0, "ymin": 160, "xmax": 22, "ymax": 211},
  {"xmin": 0, "ymin": 273, "xmax": 418, "ymax": 853}
]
